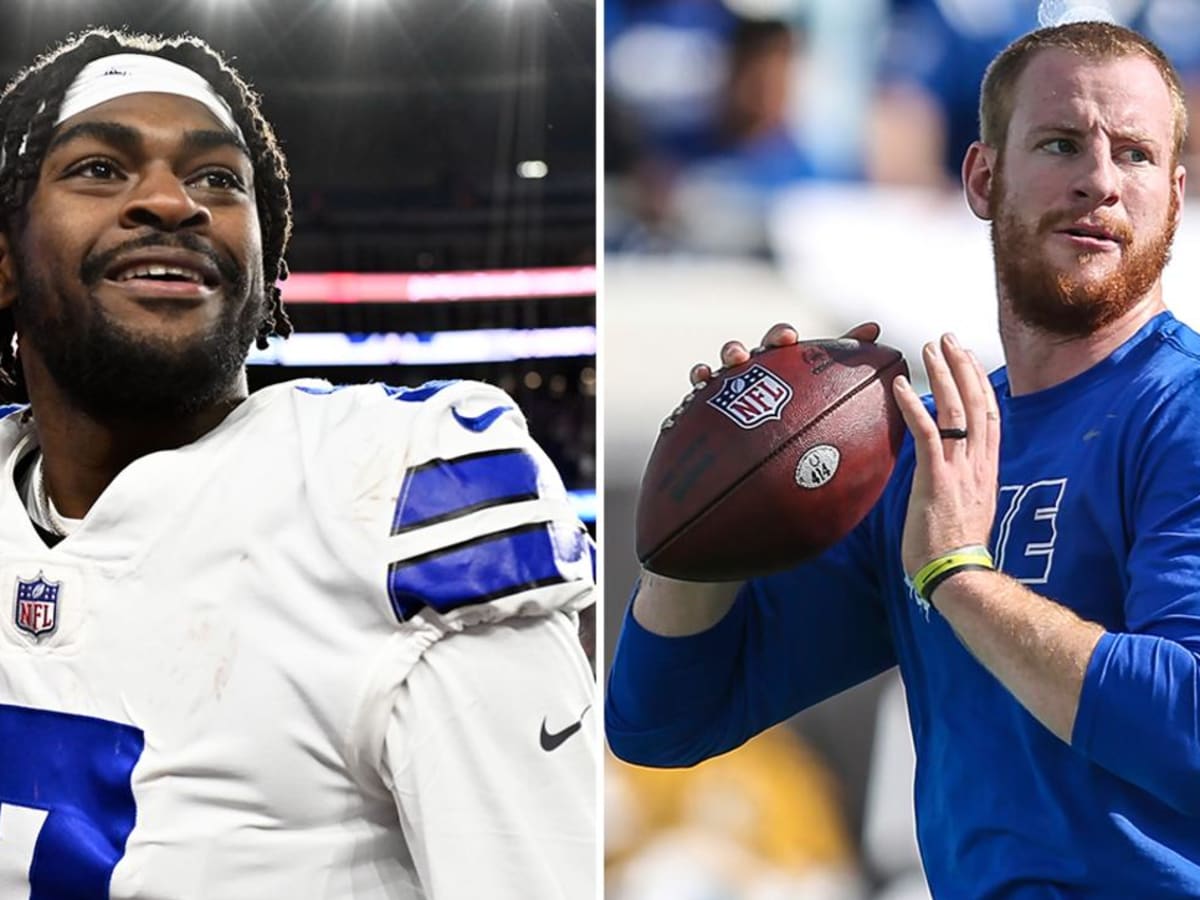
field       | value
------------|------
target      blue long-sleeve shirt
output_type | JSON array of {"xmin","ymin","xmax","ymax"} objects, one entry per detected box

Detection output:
[{"xmin": 607, "ymin": 312, "xmax": 1200, "ymax": 898}]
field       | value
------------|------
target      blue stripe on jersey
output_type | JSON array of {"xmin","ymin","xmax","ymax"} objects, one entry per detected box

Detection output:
[
  {"xmin": 392, "ymin": 448, "xmax": 539, "ymax": 535},
  {"xmin": 382, "ymin": 381, "xmax": 458, "ymax": 402},
  {"xmin": 0, "ymin": 403, "xmax": 26, "ymax": 419},
  {"xmin": 387, "ymin": 521, "xmax": 573, "ymax": 621}
]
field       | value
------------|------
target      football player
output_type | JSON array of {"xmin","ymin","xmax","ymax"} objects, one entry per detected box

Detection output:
[
  {"xmin": 608, "ymin": 19, "xmax": 1200, "ymax": 899},
  {"xmin": 0, "ymin": 28, "xmax": 596, "ymax": 899}
]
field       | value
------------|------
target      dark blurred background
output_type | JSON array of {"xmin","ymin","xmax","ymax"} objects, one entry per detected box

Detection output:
[{"xmin": 0, "ymin": 0, "xmax": 596, "ymax": 524}]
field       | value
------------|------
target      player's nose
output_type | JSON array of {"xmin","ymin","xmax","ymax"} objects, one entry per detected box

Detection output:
[
  {"xmin": 1070, "ymin": 144, "xmax": 1121, "ymax": 207},
  {"xmin": 119, "ymin": 162, "xmax": 211, "ymax": 232}
]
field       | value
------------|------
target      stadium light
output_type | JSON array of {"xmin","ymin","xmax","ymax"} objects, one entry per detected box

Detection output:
[
  {"xmin": 247, "ymin": 327, "xmax": 596, "ymax": 366},
  {"xmin": 337, "ymin": 0, "xmax": 390, "ymax": 10},
  {"xmin": 517, "ymin": 160, "xmax": 549, "ymax": 179},
  {"xmin": 280, "ymin": 266, "xmax": 597, "ymax": 303}
]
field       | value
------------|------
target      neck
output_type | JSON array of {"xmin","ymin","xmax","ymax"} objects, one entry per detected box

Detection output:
[
  {"xmin": 998, "ymin": 285, "xmax": 1167, "ymax": 396},
  {"xmin": 23, "ymin": 354, "xmax": 248, "ymax": 519}
]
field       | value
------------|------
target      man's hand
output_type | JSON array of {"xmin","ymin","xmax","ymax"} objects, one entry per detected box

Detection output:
[
  {"xmin": 688, "ymin": 321, "xmax": 881, "ymax": 386},
  {"xmin": 891, "ymin": 333, "xmax": 1001, "ymax": 579},
  {"xmin": 890, "ymin": 333, "xmax": 1104, "ymax": 744}
]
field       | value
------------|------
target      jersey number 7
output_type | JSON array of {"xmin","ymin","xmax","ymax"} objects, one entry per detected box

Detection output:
[{"xmin": 0, "ymin": 704, "xmax": 143, "ymax": 899}]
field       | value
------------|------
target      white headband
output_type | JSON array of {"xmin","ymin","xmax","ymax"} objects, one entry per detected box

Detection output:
[{"xmin": 54, "ymin": 53, "xmax": 244, "ymax": 142}]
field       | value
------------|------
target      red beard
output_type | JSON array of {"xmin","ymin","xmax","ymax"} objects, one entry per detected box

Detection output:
[{"xmin": 990, "ymin": 167, "xmax": 1178, "ymax": 338}]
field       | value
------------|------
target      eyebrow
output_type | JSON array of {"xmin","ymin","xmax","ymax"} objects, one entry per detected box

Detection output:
[
  {"xmin": 1029, "ymin": 124, "xmax": 1160, "ymax": 146},
  {"xmin": 46, "ymin": 120, "xmax": 250, "ymax": 159}
]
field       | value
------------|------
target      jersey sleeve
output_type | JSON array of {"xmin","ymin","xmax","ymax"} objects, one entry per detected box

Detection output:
[
  {"xmin": 606, "ymin": 505, "xmax": 896, "ymax": 768},
  {"xmin": 374, "ymin": 380, "xmax": 594, "ymax": 633},
  {"xmin": 380, "ymin": 611, "xmax": 596, "ymax": 899},
  {"xmin": 1072, "ymin": 377, "xmax": 1200, "ymax": 815}
]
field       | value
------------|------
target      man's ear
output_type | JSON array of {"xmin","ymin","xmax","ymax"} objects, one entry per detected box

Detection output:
[
  {"xmin": 963, "ymin": 141, "xmax": 998, "ymax": 221},
  {"xmin": 1172, "ymin": 162, "xmax": 1186, "ymax": 229},
  {"xmin": 0, "ymin": 232, "xmax": 17, "ymax": 311}
]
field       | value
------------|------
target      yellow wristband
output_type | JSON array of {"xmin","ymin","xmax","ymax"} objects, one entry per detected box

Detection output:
[{"xmin": 910, "ymin": 545, "xmax": 994, "ymax": 603}]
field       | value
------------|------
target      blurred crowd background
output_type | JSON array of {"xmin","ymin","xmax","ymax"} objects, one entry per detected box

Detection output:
[{"xmin": 603, "ymin": 1, "xmax": 1200, "ymax": 898}]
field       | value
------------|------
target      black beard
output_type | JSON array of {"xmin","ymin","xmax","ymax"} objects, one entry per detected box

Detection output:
[{"xmin": 13, "ymin": 234, "xmax": 263, "ymax": 421}]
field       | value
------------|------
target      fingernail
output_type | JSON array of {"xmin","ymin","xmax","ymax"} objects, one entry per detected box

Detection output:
[
  {"xmin": 945, "ymin": 332, "xmax": 959, "ymax": 348},
  {"xmin": 895, "ymin": 375, "xmax": 910, "ymax": 391}
]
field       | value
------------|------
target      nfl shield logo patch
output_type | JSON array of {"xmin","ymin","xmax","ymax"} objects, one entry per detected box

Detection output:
[
  {"xmin": 707, "ymin": 364, "xmax": 793, "ymax": 429},
  {"xmin": 15, "ymin": 572, "xmax": 61, "ymax": 638}
]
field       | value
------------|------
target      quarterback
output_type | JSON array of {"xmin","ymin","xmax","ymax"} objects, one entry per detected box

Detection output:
[
  {"xmin": 0, "ymin": 29, "xmax": 595, "ymax": 900},
  {"xmin": 609, "ymin": 19, "xmax": 1200, "ymax": 899}
]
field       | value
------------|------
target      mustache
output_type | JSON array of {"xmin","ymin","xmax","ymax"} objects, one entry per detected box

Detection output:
[
  {"xmin": 80, "ymin": 232, "xmax": 244, "ymax": 288},
  {"xmin": 1037, "ymin": 211, "xmax": 1133, "ymax": 244}
]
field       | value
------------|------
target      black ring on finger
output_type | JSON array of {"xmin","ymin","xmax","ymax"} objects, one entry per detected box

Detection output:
[{"xmin": 938, "ymin": 427, "xmax": 969, "ymax": 440}]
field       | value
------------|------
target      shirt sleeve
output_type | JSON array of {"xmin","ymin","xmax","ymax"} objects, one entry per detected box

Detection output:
[
  {"xmin": 1072, "ymin": 378, "xmax": 1200, "ymax": 816},
  {"xmin": 605, "ymin": 508, "xmax": 896, "ymax": 768},
  {"xmin": 378, "ymin": 380, "xmax": 594, "ymax": 632},
  {"xmin": 381, "ymin": 611, "xmax": 596, "ymax": 898}
]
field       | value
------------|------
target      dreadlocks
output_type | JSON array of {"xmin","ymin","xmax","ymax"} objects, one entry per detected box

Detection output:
[{"xmin": 0, "ymin": 27, "xmax": 294, "ymax": 402}]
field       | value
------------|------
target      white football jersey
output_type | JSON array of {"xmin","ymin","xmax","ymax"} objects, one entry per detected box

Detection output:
[{"xmin": 0, "ymin": 379, "xmax": 597, "ymax": 899}]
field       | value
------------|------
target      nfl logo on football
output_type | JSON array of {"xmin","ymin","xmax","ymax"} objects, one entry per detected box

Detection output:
[
  {"xmin": 708, "ymin": 364, "xmax": 794, "ymax": 429},
  {"xmin": 15, "ymin": 572, "xmax": 61, "ymax": 639}
]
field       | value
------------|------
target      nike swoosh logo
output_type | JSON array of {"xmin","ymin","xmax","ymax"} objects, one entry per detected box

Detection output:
[
  {"xmin": 540, "ymin": 704, "xmax": 592, "ymax": 752},
  {"xmin": 451, "ymin": 405, "xmax": 511, "ymax": 433}
]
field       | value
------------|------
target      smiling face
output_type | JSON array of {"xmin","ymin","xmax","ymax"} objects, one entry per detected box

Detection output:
[
  {"xmin": 0, "ymin": 89, "xmax": 265, "ymax": 419},
  {"xmin": 965, "ymin": 48, "xmax": 1185, "ymax": 337}
]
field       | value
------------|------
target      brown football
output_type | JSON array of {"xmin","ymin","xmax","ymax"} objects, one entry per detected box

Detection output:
[{"xmin": 636, "ymin": 339, "xmax": 909, "ymax": 581}]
